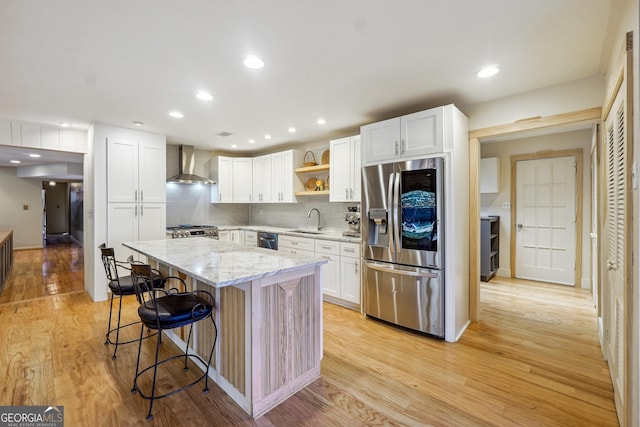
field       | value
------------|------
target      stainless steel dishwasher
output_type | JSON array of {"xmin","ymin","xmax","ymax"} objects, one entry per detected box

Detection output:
[{"xmin": 257, "ymin": 232, "xmax": 278, "ymax": 250}]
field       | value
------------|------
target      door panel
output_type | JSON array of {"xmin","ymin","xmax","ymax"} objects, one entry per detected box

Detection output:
[{"xmin": 515, "ymin": 156, "xmax": 576, "ymax": 285}]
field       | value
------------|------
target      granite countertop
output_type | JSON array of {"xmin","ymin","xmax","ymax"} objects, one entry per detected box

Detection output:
[
  {"xmin": 123, "ymin": 237, "xmax": 326, "ymax": 288},
  {"xmin": 217, "ymin": 225, "xmax": 361, "ymax": 243}
]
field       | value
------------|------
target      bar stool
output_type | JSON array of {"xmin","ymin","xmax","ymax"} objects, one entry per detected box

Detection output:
[
  {"xmin": 99, "ymin": 244, "xmax": 165, "ymax": 359},
  {"xmin": 129, "ymin": 263, "xmax": 217, "ymax": 420}
]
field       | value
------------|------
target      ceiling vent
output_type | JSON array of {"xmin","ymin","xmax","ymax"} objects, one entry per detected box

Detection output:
[{"xmin": 216, "ymin": 131, "xmax": 233, "ymax": 137}]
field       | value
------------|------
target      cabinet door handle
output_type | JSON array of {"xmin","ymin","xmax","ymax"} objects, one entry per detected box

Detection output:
[
  {"xmin": 135, "ymin": 205, "xmax": 137, "ymax": 217},
  {"xmin": 321, "ymin": 245, "xmax": 331, "ymax": 250},
  {"xmin": 141, "ymin": 190, "xmax": 144, "ymax": 202},
  {"xmin": 140, "ymin": 205, "xmax": 144, "ymax": 216},
  {"xmin": 344, "ymin": 248, "xmax": 355, "ymax": 253},
  {"xmin": 355, "ymin": 261, "xmax": 358, "ymax": 274},
  {"xmin": 345, "ymin": 188, "xmax": 349, "ymax": 199},
  {"xmin": 134, "ymin": 190, "xmax": 138, "ymax": 201},
  {"xmin": 395, "ymin": 141, "xmax": 399, "ymax": 155},
  {"xmin": 401, "ymin": 139, "xmax": 405, "ymax": 154},
  {"xmin": 349, "ymin": 188, "xmax": 353, "ymax": 199}
]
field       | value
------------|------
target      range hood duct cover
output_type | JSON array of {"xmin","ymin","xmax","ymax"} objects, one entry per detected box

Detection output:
[{"xmin": 167, "ymin": 145, "xmax": 215, "ymax": 184}]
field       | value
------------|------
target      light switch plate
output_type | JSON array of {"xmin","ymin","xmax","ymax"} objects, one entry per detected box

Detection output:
[{"xmin": 501, "ymin": 202, "xmax": 511, "ymax": 209}]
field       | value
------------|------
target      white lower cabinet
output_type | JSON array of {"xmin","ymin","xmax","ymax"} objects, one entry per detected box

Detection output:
[
  {"xmin": 339, "ymin": 242, "xmax": 361, "ymax": 305},
  {"xmin": 107, "ymin": 202, "xmax": 166, "ymax": 263},
  {"xmin": 219, "ymin": 229, "xmax": 245, "ymax": 245},
  {"xmin": 278, "ymin": 235, "xmax": 314, "ymax": 256},
  {"xmin": 314, "ymin": 240, "xmax": 341, "ymax": 299},
  {"xmin": 245, "ymin": 230, "xmax": 257, "ymax": 247},
  {"xmin": 269, "ymin": 233, "xmax": 361, "ymax": 307}
]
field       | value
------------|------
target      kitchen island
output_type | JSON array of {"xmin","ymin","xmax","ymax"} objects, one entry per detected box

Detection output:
[{"xmin": 122, "ymin": 237, "xmax": 326, "ymax": 418}]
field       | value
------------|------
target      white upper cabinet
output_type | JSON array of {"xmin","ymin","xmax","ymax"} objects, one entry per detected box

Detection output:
[
  {"xmin": 106, "ymin": 135, "xmax": 166, "ymax": 203},
  {"xmin": 41, "ymin": 125, "xmax": 60, "ymax": 149},
  {"xmin": 361, "ymin": 106, "xmax": 444, "ymax": 165},
  {"xmin": 232, "ymin": 157, "xmax": 253, "ymax": 202},
  {"xmin": 330, "ymin": 135, "xmax": 361, "ymax": 202},
  {"xmin": 212, "ymin": 156, "xmax": 233, "ymax": 202},
  {"xmin": 272, "ymin": 149, "xmax": 302, "ymax": 203},
  {"xmin": 252, "ymin": 154, "xmax": 272, "ymax": 202},
  {"xmin": 211, "ymin": 156, "xmax": 253, "ymax": 203},
  {"xmin": 480, "ymin": 157, "xmax": 501, "ymax": 193},
  {"xmin": 107, "ymin": 138, "xmax": 138, "ymax": 203},
  {"xmin": 20, "ymin": 122, "xmax": 42, "ymax": 148},
  {"xmin": 0, "ymin": 120, "xmax": 11, "ymax": 146},
  {"xmin": 361, "ymin": 118, "xmax": 399, "ymax": 164},
  {"xmin": 138, "ymin": 139, "xmax": 167, "ymax": 202},
  {"xmin": 1, "ymin": 120, "xmax": 87, "ymax": 153},
  {"xmin": 212, "ymin": 150, "xmax": 301, "ymax": 204}
]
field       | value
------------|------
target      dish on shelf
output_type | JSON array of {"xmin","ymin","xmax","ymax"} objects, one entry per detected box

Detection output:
[
  {"xmin": 305, "ymin": 177, "xmax": 324, "ymax": 191},
  {"xmin": 321, "ymin": 149, "xmax": 330, "ymax": 164}
]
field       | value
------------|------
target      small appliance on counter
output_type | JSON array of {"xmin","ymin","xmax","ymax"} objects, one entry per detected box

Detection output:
[{"xmin": 342, "ymin": 206, "xmax": 361, "ymax": 238}]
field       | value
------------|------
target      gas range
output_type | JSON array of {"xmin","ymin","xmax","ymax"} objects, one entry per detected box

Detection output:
[{"xmin": 166, "ymin": 225, "xmax": 219, "ymax": 239}]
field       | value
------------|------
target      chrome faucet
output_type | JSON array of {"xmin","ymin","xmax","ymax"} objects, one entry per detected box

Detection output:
[{"xmin": 307, "ymin": 207, "xmax": 324, "ymax": 231}]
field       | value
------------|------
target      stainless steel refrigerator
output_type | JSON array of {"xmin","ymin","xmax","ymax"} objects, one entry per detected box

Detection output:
[{"xmin": 362, "ymin": 157, "xmax": 444, "ymax": 337}]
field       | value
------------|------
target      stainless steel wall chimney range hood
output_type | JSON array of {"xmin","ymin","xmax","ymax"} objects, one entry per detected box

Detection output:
[{"xmin": 167, "ymin": 145, "xmax": 215, "ymax": 184}]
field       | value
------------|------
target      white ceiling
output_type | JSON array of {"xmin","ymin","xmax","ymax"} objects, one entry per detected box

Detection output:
[{"xmin": 0, "ymin": 0, "xmax": 622, "ymax": 157}]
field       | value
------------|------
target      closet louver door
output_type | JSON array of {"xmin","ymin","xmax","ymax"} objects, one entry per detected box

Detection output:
[{"xmin": 604, "ymin": 74, "xmax": 628, "ymax": 422}]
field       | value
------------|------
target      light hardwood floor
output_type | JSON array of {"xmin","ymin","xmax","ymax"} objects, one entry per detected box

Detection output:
[{"xmin": 0, "ymin": 245, "xmax": 618, "ymax": 426}]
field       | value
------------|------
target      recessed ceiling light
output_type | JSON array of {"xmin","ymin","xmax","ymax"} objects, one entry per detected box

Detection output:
[
  {"xmin": 243, "ymin": 55, "xmax": 264, "ymax": 69},
  {"xmin": 10, "ymin": 160, "xmax": 20, "ymax": 164},
  {"xmin": 477, "ymin": 65, "xmax": 500, "ymax": 78},
  {"xmin": 58, "ymin": 121, "xmax": 70, "ymax": 128},
  {"xmin": 288, "ymin": 127, "xmax": 296, "ymax": 133},
  {"xmin": 264, "ymin": 134, "xmax": 271, "ymax": 140},
  {"xmin": 231, "ymin": 144, "xmax": 238, "ymax": 148},
  {"xmin": 249, "ymin": 139, "xmax": 255, "ymax": 144},
  {"xmin": 168, "ymin": 111, "xmax": 184, "ymax": 119},
  {"xmin": 317, "ymin": 118, "xmax": 326, "ymax": 125},
  {"xmin": 49, "ymin": 181, "xmax": 56, "ymax": 187},
  {"xmin": 29, "ymin": 154, "xmax": 41, "ymax": 158},
  {"xmin": 196, "ymin": 91, "xmax": 213, "ymax": 101},
  {"xmin": 132, "ymin": 121, "xmax": 144, "ymax": 126}
]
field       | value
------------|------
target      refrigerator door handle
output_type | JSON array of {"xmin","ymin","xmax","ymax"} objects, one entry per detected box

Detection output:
[
  {"xmin": 392, "ymin": 171, "xmax": 401, "ymax": 257},
  {"xmin": 365, "ymin": 261, "xmax": 439, "ymax": 278},
  {"xmin": 387, "ymin": 172, "xmax": 396, "ymax": 254}
]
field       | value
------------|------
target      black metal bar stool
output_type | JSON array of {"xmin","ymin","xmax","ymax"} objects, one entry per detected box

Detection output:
[
  {"xmin": 129, "ymin": 263, "xmax": 217, "ymax": 421},
  {"xmin": 99, "ymin": 244, "xmax": 165, "ymax": 359}
]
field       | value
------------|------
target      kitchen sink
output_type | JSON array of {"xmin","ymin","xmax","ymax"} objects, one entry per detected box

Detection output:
[{"xmin": 287, "ymin": 229, "xmax": 324, "ymax": 235}]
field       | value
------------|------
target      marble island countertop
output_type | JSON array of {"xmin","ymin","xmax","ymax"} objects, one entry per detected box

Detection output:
[{"xmin": 123, "ymin": 237, "xmax": 327, "ymax": 288}]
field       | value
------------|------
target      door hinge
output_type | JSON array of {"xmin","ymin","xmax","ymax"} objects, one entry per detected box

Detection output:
[{"xmin": 573, "ymin": 161, "xmax": 577, "ymax": 174}]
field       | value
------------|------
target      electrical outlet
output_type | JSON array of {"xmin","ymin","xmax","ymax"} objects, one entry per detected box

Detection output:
[
  {"xmin": 23, "ymin": 204, "xmax": 28, "ymax": 210},
  {"xmin": 501, "ymin": 202, "xmax": 511, "ymax": 209}
]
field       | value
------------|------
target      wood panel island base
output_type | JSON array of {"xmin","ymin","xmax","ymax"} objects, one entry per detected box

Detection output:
[{"xmin": 123, "ymin": 238, "xmax": 325, "ymax": 418}]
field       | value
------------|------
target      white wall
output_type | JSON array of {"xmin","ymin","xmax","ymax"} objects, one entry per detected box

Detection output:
[
  {"xmin": 0, "ymin": 167, "xmax": 43, "ymax": 249},
  {"xmin": 465, "ymin": 75, "xmax": 604, "ymax": 130},
  {"xmin": 480, "ymin": 129, "xmax": 592, "ymax": 289}
]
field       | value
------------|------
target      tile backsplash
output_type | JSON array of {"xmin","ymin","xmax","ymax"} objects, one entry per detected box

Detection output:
[{"xmin": 167, "ymin": 181, "xmax": 358, "ymax": 231}]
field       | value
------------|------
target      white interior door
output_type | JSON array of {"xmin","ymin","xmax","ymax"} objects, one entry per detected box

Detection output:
[{"xmin": 515, "ymin": 156, "xmax": 576, "ymax": 285}]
